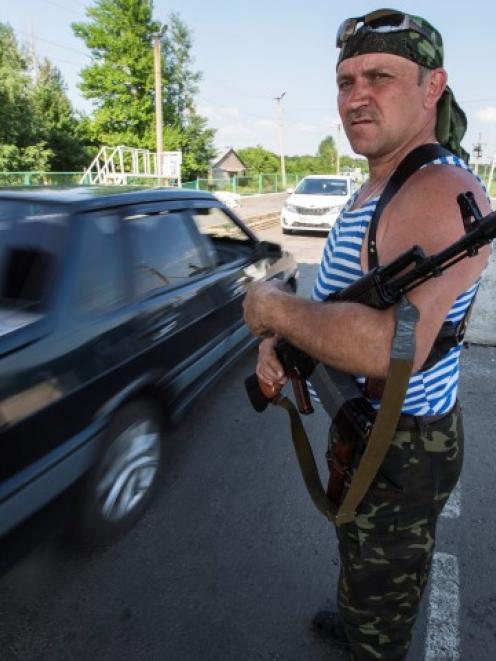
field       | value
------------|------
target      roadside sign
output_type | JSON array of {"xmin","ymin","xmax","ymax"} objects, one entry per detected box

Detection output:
[{"xmin": 161, "ymin": 151, "xmax": 182, "ymax": 179}]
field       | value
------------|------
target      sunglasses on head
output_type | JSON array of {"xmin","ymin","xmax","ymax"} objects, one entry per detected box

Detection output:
[{"xmin": 336, "ymin": 9, "xmax": 431, "ymax": 48}]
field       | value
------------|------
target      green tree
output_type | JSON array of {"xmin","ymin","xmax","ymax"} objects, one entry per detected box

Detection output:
[
  {"xmin": 0, "ymin": 23, "xmax": 88, "ymax": 172},
  {"xmin": 163, "ymin": 13, "xmax": 200, "ymax": 128},
  {"xmin": 73, "ymin": 0, "xmax": 157, "ymax": 147},
  {"xmin": 237, "ymin": 146, "xmax": 279, "ymax": 173},
  {"xmin": 162, "ymin": 13, "xmax": 215, "ymax": 179},
  {"xmin": 0, "ymin": 145, "xmax": 21, "ymax": 171},
  {"xmin": 340, "ymin": 154, "xmax": 369, "ymax": 176},
  {"xmin": 0, "ymin": 24, "xmax": 34, "ymax": 156},
  {"xmin": 317, "ymin": 135, "xmax": 338, "ymax": 172},
  {"xmin": 164, "ymin": 113, "xmax": 215, "ymax": 180},
  {"xmin": 286, "ymin": 154, "xmax": 324, "ymax": 175},
  {"xmin": 73, "ymin": 2, "xmax": 215, "ymax": 179},
  {"xmin": 21, "ymin": 143, "xmax": 54, "ymax": 171},
  {"xmin": 31, "ymin": 59, "xmax": 89, "ymax": 170}
]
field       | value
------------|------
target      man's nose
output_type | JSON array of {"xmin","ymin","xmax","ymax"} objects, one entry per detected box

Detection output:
[{"xmin": 346, "ymin": 80, "xmax": 370, "ymax": 108}]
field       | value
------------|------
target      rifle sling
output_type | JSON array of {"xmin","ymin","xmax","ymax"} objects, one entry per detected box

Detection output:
[
  {"xmin": 275, "ymin": 395, "xmax": 337, "ymax": 522},
  {"xmin": 337, "ymin": 297, "xmax": 419, "ymax": 523},
  {"xmin": 273, "ymin": 298, "xmax": 419, "ymax": 526}
]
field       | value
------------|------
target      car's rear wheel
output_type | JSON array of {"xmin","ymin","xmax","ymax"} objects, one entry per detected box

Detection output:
[
  {"xmin": 282, "ymin": 227, "xmax": 293, "ymax": 235},
  {"xmin": 76, "ymin": 398, "xmax": 164, "ymax": 543}
]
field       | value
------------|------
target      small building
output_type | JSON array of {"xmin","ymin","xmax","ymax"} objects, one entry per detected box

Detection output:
[{"xmin": 210, "ymin": 147, "xmax": 247, "ymax": 182}]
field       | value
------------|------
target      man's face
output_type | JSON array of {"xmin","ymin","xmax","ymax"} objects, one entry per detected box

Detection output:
[{"xmin": 336, "ymin": 53, "xmax": 434, "ymax": 159}]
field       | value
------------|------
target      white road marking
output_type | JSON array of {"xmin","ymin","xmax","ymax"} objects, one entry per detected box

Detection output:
[
  {"xmin": 442, "ymin": 481, "xmax": 461, "ymax": 518},
  {"xmin": 425, "ymin": 552, "xmax": 460, "ymax": 661}
]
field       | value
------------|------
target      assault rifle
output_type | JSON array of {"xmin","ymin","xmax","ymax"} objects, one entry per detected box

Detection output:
[{"xmin": 246, "ymin": 192, "xmax": 495, "ymax": 415}]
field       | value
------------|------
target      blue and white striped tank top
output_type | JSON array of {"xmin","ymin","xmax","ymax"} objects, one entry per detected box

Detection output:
[{"xmin": 311, "ymin": 154, "xmax": 482, "ymax": 416}]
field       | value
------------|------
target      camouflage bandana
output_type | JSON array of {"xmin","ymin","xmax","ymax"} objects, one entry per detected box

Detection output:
[{"xmin": 337, "ymin": 10, "xmax": 469, "ymax": 162}]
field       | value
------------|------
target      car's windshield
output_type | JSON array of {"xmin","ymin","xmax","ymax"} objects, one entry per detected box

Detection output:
[
  {"xmin": 0, "ymin": 201, "xmax": 67, "ymax": 311},
  {"xmin": 295, "ymin": 178, "xmax": 349, "ymax": 196}
]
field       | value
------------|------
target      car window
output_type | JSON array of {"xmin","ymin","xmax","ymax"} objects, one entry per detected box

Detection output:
[
  {"xmin": 75, "ymin": 213, "xmax": 127, "ymax": 315},
  {"xmin": 190, "ymin": 207, "xmax": 251, "ymax": 266},
  {"xmin": 125, "ymin": 210, "xmax": 209, "ymax": 298},
  {"xmin": 0, "ymin": 200, "xmax": 67, "ymax": 311},
  {"xmin": 295, "ymin": 178, "xmax": 349, "ymax": 196}
]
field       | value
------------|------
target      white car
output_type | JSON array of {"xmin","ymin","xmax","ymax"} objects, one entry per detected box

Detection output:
[{"xmin": 280, "ymin": 175, "xmax": 353, "ymax": 234}]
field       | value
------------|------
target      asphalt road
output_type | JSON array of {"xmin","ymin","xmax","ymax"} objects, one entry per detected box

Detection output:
[
  {"xmin": 236, "ymin": 192, "xmax": 289, "ymax": 222},
  {"xmin": 1, "ymin": 221, "xmax": 495, "ymax": 661}
]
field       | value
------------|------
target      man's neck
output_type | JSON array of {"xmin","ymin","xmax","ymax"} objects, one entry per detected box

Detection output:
[
  {"xmin": 367, "ymin": 133, "xmax": 438, "ymax": 183},
  {"xmin": 351, "ymin": 132, "xmax": 439, "ymax": 211}
]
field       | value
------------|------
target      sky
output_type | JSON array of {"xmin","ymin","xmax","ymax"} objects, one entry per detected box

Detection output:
[{"xmin": 3, "ymin": 0, "xmax": 496, "ymax": 161}]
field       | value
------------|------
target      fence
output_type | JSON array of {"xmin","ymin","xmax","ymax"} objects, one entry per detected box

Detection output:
[
  {"xmin": 2, "ymin": 170, "xmax": 496, "ymax": 198},
  {"xmin": 0, "ymin": 171, "xmax": 315, "ymax": 194},
  {"xmin": 0, "ymin": 172, "xmax": 179, "ymax": 187},
  {"xmin": 181, "ymin": 173, "xmax": 316, "ymax": 195},
  {"xmin": 0, "ymin": 172, "xmax": 85, "ymax": 186}
]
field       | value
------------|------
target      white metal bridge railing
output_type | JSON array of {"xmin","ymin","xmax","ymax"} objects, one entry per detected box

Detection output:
[{"xmin": 80, "ymin": 146, "xmax": 181, "ymax": 186}]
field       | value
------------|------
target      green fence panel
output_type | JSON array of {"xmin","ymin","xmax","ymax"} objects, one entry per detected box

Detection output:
[
  {"xmin": 181, "ymin": 180, "xmax": 197, "ymax": 190},
  {"xmin": 0, "ymin": 170, "xmax": 358, "ymax": 193},
  {"xmin": 0, "ymin": 172, "xmax": 85, "ymax": 187}
]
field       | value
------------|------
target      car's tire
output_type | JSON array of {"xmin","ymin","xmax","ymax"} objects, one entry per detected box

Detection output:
[
  {"xmin": 282, "ymin": 227, "xmax": 292, "ymax": 235},
  {"xmin": 75, "ymin": 398, "xmax": 164, "ymax": 543}
]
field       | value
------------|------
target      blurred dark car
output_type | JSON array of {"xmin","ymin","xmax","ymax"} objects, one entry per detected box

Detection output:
[{"xmin": 0, "ymin": 187, "xmax": 297, "ymax": 543}]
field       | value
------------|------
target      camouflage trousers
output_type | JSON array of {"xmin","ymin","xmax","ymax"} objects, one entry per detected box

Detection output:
[{"xmin": 330, "ymin": 402, "xmax": 464, "ymax": 660}]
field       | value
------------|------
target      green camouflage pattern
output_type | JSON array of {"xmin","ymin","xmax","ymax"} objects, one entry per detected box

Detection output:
[
  {"xmin": 328, "ymin": 404, "xmax": 463, "ymax": 659},
  {"xmin": 337, "ymin": 12, "xmax": 444, "ymax": 70},
  {"xmin": 337, "ymin": 9, "xmax": 469, "ymax": 162}
]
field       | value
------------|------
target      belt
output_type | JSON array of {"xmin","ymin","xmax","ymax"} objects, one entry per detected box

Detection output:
[{"xmin": 394, "ymin": 402, "xmax": 458, "ymax": 431}]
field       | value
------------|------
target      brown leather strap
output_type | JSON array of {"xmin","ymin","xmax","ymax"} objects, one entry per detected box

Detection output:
[
  {"xmin": 335, "ymin": 298, "xmax": 419, "ymax": 525},
  {"xmin": 272, "ymin": 298, "xmax": 419, "ymax": 528},
  {"xmin": 275, "ymin": 395, "xmax": 337, "ymax": 522}
]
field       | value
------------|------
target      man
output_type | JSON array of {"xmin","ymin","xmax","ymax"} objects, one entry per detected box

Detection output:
[{"xmin": 243, "ymin": 9, "xmax": 491, "ymax": 661}]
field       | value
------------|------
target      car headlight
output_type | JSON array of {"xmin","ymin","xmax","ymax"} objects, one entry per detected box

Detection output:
[
  {"xmin": 284, "ymin": 202, "xmax": 298, "ymax": 212},
  {"xmin": 327, "ymin": 205, "xmax": 344, "ymax": 215}
]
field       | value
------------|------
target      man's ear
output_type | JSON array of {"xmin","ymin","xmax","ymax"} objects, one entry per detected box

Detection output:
[{"xmin": 424, "ymin": 68, "xmax": 447, "ymax": 109}]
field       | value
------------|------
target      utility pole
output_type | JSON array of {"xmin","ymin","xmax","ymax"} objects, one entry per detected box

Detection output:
[
  {"xmin": 152, "ymin": 25, "xmax": 166, "ymax": 177},
  {"xmin": 274, "ymin": 92, "xmax": 287, "ymax": 189},
  {"xmin": 472, "ymin": 133, "xmax": 486, "ymax": 175}
]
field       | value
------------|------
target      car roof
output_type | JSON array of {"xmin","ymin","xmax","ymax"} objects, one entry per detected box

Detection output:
[
  {"xmin": 301, "ymin": 174, "xmax": 351, "ymax": 180},
  {"xmin": 0, "ymin": 186, "xmax": 218, "ymax": 212}
]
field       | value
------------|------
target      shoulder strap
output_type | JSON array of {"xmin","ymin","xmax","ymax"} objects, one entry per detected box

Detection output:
[{"xmin": 368, "ymin": 143, "xmax": 453, "ymax": 270}]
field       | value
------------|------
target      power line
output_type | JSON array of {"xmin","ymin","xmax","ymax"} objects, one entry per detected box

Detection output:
[
  {"xmin": 42, "ymin": 55, "xmax": 86, "ymax": 68},
  {"xmin": 40, "ymin": 0, "xmax": 86, "ymax": 17},
  {"xmin": 204, "ymin": 75, "xmax": 273, "ymax": 101},
  {"xmin": 15, "ymin": 28, "xmax": 91, "ymax": 58},
  {"xmin": 197, "ymin": 97, "xmax": 274, "ymax": 122},
  {"xmin": 71, "ymin": 0, "xmax": 90, "ymax": 6}
]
